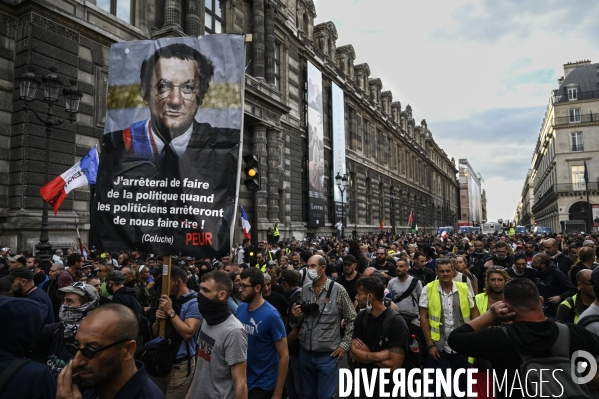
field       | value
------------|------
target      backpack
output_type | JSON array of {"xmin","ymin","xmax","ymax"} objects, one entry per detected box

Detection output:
[
  {"xmin": 0, "ymin": 359, "xmax": 31, "ymax": 395},
  {"xmin": 136, "ymin": 292, "xmax": 197, "ymax": 377},
  {"xmin": 502, "ymin": 323, "xmax": 590, "ymax": 399},
  {"xmin": 577, "ymin": 315, "xmax": 599, "ymax": 329}
]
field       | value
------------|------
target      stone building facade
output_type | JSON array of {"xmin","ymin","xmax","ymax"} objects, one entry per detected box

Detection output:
[
  {"xmin": 516, "ymin": 60, "xmax": 599, "ymax": 233},
  {"xmin": 458, "ymin": 158, "xmax": 483, "ymax": 225},
  {"xmin": 0, "ymin": 0, "xmax": 458, "ymax": 251}
]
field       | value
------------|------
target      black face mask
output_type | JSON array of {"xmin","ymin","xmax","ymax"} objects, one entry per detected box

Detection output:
[{"xmin": 196, "ymin": 292, "xmax": 231, "ymax": 326}]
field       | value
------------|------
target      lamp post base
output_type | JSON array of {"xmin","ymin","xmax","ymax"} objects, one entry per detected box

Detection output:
[{"xmin": 36, "ymin": 240, "xmax": 53, "ymax": 273}]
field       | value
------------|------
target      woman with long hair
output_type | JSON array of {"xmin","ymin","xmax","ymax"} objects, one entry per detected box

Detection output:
[{"xmin": 455, "ymin": 255, "xmax": 478, "ymax": 295}]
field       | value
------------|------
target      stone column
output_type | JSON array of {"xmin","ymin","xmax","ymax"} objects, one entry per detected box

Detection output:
[
  {"xmin": 267, "ymin": 127, "xmax": 281, "ymax": 222},
  {"xmin": 185, "ymin": 0, "xmax": 202, "ymax": 36},
  {"xmin": 252, "ymin": 0, "xmax": 265, "ymax": 79},
  {"xmin": 265, "ymin": 2, "xmax": 275, "ymax": 85},
  {"xmin": 252, "ymin": 124, "xmax": 269, "ymax": 222}
]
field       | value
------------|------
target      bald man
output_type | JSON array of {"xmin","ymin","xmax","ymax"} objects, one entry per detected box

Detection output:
[
  {"xmin": 543, "ymin": 238, "xmax": 574, "ymax": 275},
  {"xmin": 56, "ymin": 304, "xmax": 164, "ymax": 399}
]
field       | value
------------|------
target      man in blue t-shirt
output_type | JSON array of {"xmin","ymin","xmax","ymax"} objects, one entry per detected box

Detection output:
[
  {"xmin": 7, "ymin": 268, "xmax": 55, "ymax": 325},
  {"xmin": 152, "ymin": 267, "xmax": 201, "ymax": 398},
  {"xmin": 236, "ymin": 268, "xmax": 288, "ymax": 399}
]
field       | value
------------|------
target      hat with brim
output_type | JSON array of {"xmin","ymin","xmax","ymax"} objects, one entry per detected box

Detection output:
[{"xmin": 57, "ymin": 283, "xmax": 100, "ymax": 301}]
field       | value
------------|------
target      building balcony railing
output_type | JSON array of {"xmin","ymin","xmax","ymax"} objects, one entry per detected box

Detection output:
[
  {"xmin": 535, "ymin": 182, "xmax": 599, "ymax": 206},
  {"xmin": 571, "ymin": 144, "xmax": 584, "ymax": 151},
  {"xmin": 553, "ymin": 89, "xmax": 599, "ymax": 104},
  {"xmin": 554, "ymin": 113, "xmax": 599, "ymax": 125}
]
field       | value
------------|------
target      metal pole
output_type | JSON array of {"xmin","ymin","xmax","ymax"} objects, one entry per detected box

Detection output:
[
  {"xmin": 159, "ymin": 255, "xmax": 172, "ymax": 338},
  {"xmin": 251, "ymin": 190, "xmax": 258, "ymax": 245},
  {"xmin": 586, "ymin": 180, "xmax": 592, "ymax": 233},
  {"xmin": 36, "ymin": 126, "xmax": 52, "ymax": 272}
]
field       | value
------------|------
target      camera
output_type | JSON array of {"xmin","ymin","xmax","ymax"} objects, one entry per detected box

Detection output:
[{"xmin": 297, "ymin": 300, "xmax": 320, "ymax": 315}]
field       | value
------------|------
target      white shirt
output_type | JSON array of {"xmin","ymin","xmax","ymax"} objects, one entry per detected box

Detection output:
[
  {"xmin": 147, "ymin": 119, "xmax": 194, "ymax": 158},
  {"xmin": 419, "ymin": 282, "xmax": 475, "ymax": 353}
]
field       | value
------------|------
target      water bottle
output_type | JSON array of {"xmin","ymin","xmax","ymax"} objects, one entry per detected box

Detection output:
[{"xmin": 409, "ymin": 334, "xmax": 419, "ymax": 353}]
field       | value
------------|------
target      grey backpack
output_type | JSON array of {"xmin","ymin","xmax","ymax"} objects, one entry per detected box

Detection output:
[{"xmin": 502, "ymin": 323, "xmax": 590, "ymax": 399}]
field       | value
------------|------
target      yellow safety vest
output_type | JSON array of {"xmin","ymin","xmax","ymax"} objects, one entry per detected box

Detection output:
[
  {"xmin": 273, "ymin": 226, "xmax": 279, "ymax": 237},
  {"xmin": 469, "ymin": 293, "xmax": 489, "ymax": 364},
  {"xmin": 427, "ymin": 280, "xmax": 471, "ymax": 342},
  {"xmin": 560, "ymin": 294, "xmax": 579, "ymax": 324},
  {"xmin": 475, "ymin": 293, "xmax": 489, "ymax": 314},
  {"xmin": 256, "ymin": 263, "xmax": 267, "ymax": 272}
]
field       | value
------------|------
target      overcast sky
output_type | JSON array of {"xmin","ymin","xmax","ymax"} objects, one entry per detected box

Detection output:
[{"xmin": 314, "ymin": 0, "xmax": 599, "ymax": 222}]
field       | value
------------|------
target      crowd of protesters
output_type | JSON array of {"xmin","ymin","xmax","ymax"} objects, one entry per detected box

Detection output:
[{"xmin": 2, "ymin": 228, "xmax": 599, "ymax": 398}]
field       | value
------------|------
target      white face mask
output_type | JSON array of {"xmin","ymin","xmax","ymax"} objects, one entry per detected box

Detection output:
[
  {"xmin": 366, "ymin": 294, "xmax": 372, "ymax": 313},
  {"xmin": 307, "ymin": 269, "xmax": 320, "ymax": 281}
]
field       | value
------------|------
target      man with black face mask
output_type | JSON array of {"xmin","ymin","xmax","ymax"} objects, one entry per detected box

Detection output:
[
  {"xmin": 484, "ymin": 241, "xmax": 514, "ymax": 269},
  {"xmin": 188, "ymin": 270, "xmax": 248, "ymax": 399},
  {"xmin": 469, "ymin": 241, "xmax": 490, "ymax": 283}
]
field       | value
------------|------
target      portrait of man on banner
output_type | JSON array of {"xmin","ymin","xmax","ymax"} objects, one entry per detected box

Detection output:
[{"xmin": 92, "ymin": 35, "xmax": 244, "ymax": 258}]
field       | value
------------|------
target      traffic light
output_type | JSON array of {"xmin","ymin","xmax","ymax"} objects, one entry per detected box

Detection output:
[
  {"xmin": 243, "ymin": 155, "xmax": 260, "ymax": 192},
  {"xmin": 245, "ymin": 244, "xmax": 257, "ymax": 266}
]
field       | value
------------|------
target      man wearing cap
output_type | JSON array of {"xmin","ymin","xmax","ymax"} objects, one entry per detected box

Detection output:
[
  {"xmin": 105, "ymin": 270, "xmax": 144, "ymax": 323},
  {"xmin": 80, "ymin": 262, "xmax": 94, "ymax": 282},
  {"xmin": 34, "ymin": 282, "xmax": 100, "ymax": 374},
  {"xmin": 7, "ymin": 254, "xmax": 26, "ymax": 272},
  {"xmin": 7, "ymin": 267, "xmax": 55, "ymax": 324},
  {"xmin": 337, "ymin": 255, "xmax": 361, "ymax": 302}
]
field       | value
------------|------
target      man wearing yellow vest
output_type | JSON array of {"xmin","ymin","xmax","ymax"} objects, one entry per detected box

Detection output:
[
  {"xmin": 419, "ymin": 258, "xmax": 479, "ymax": 398},
  {"xmin": 272, "ymin": 223, "xmax": 280, "ymax": 244},
  {"xmin": 556, "ymin": 269, "xmax": 594, "ymax": 324},
  {"xmin": 255, "ymin": 252, "xmax": 268, "ymax": 273}
]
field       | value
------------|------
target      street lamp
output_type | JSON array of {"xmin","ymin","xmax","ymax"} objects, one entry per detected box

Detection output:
[
  {"xmin": 335, "ymin": 171, "xmax": 349, "ymax": 237},
  {"xmin": 17, "ymin": 66, "xmax": 82, "ymax": 271},
  {"xmin": 389, "ymin": 185, "xmax": 398, "ymax": 235}
]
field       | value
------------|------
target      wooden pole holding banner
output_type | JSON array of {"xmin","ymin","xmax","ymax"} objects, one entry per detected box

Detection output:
[{"xmin": 159, "ymin": 255, "xmax": 171, "ymax": 338}]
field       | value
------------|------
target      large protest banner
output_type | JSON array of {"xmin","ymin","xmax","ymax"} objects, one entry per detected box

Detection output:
[
  {"xmin": 332, "ymin": 82, "xmax": 345, "ymax": 222},
  {"xmin": 307, "ymin": 61, "xmax": 325, "ymax": 227},
  {"xmin": 91, "ymin": 35, "xmax": 244, "ymax": 258}
]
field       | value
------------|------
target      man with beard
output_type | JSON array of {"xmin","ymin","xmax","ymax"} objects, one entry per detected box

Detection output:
[
  {"xmin": 507, "ymin": 253, "xmax": 537, "ymax": 280},
  {"xmin": 484, "ymin": 241, "xmax": 514, "ymax": 268},
  {"xmin": 187, "ymin": 270, "xmax": 248, "ymax": 399},
  {"xmin": 122, "ymin": 266, "xmax": 151, "ymax": 310},
  {"xmin": 388, "ymin": 258, "xmax": 422, "ymax": 323},
  {"xmin": 44, "ymin": 263, "xmax": 65, "ymax": 320},
  {"xmin": 368, "ymin": 247, "xmax": 397, "ymax": 281},
  {"xmin": 236, "ymin": 268, "xmax": 288, "ymax": 399},
  {"xmin": 7, "ymin": 267, "xmax": 55, "ymax": 325},
  {"xmin": 408, "ymin": 252, "xmax": 435, "ymax": 286},
  {"xmin": 556, "ymin": 269, "xmax": 594, "ymax": 324},
  {"xmin": 523, "ymin": 242, "xmax": 537, "ymax": 267},
  {"xmin": 56, "ymin": 304, "xmax": 164, "ymax": 399},
  {"xmin": 27, "ymin": 256, "xmax": 48, "ymax": 288},
  {"xmin": 337, "ymin": 255, "xmax": 362, "ymax": 303}
]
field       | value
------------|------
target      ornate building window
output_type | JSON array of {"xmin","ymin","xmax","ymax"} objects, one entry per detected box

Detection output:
[
  {"xmin": 274, "ymin": 43, "xmax": 281, "ymax": 91},
  {"xmin": 97, "ymin": 0, "xmax": 133, "ymax": 24},
  {"xmin": 365, "ymin": 178, "xmax": 372, "ymax": 224},
  {"xmin": 205, "ymin": 0, "xmax": 225, "ymax": 34},
  {"xmin": 348, "ymin": 173, "xmax": 356, "ymax": 224},
  {"xmin": 363, "ymin": 119, "xmax": 370, "ymax": 157}
]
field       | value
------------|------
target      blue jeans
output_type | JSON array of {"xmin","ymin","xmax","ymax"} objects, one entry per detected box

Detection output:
[
  {"xmin": 428, "ymin": 350, "xmax": 469, "ymax": 399},
  {"xmin": 299, "ymin": 348, "xmax": 338, "ymax": 399},
  {"xmin": 286, "ymin": 355, "xmax": 303, "ymax": 399}
]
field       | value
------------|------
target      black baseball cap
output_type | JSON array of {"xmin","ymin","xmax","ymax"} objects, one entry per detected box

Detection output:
[
  {"xmin": 6, "ymin": 268, "xmax": 34, "ymax": 281},
  {"xmin": 280, "ymin": 270, "xmax": 300, "ymax": 284},
  {"xmin": 105, "ymin": 270, "xmax": 125, "ymax": 283},
  {"xmin": 342, "ymin": 255, "xmax": 357, "ymax": 264}
]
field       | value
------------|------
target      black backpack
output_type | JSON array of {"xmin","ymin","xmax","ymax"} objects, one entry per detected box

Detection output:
[{"xmin": 136, "ymin": 292, "xmax": 197, "ymax": 377}]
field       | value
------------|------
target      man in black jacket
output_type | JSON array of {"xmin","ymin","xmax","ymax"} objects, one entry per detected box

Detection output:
[
  {"xmin": 544, "ymin": 238, "xmax": 574, "ymax": 276},
  {"xmin": 468, "ymin": 241, "xmax": 490, "ymax": 282},
  {"xmin": 105, "ymin": 271, "xmax": 143, "ymax": 320},
  {"xmin": 448, "ymin": 278, "xmax": 599, "ymax": 399},
  {"xmin": 531, "ymin": 253, "xmax": 577, "ymax": 319}
]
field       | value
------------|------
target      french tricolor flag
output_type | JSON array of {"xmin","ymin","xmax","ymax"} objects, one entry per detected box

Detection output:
[
  {"xmin": 441, "ymin": 231, "xmax": 449, "ymax": 240},
  {"xmin": 40, "ymin": 146, "xmax": 99, "ymax": 215},
  {"xmin": 240, "ymin": 205, "xmax": 251, "ymax": 240}
]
